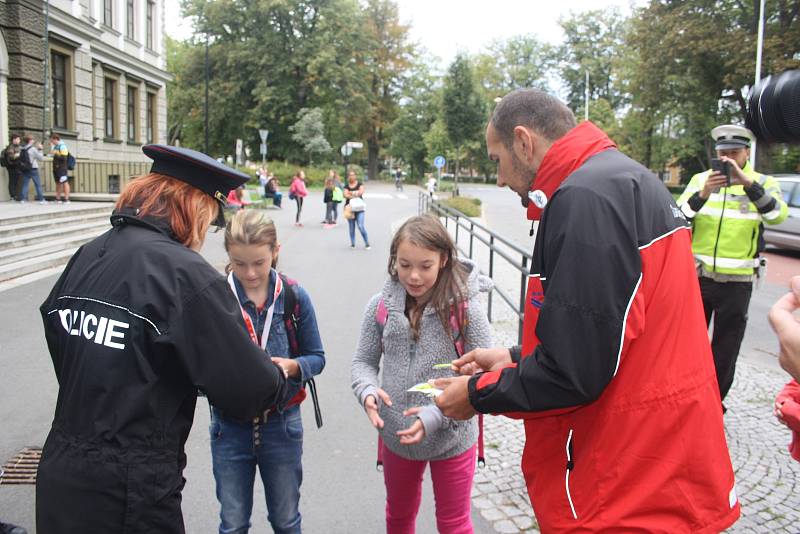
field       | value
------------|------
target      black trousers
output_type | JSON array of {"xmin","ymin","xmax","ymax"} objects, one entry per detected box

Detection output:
[
  {"xmin": 699, "ymin": 277, "xmax": 753, "ymax": 401},
  {"xmin": 7, "ymin": 169, "xmax": 21, "ymax": 199}
]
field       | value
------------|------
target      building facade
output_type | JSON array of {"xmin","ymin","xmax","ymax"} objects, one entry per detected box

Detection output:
[{"xmin": 0, "ymin": 0, "xmax": 170, "ymax": 200}]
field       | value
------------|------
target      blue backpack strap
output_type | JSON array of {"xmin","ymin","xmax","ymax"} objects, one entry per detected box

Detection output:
[{"xmin": 279, "ymin": 273, "xmax": 323, "ymax": 429}]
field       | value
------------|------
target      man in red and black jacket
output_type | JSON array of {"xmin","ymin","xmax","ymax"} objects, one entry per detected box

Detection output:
[{"xmin": 434, "ymin": 89, "xmax": 740, "ymax": 533}]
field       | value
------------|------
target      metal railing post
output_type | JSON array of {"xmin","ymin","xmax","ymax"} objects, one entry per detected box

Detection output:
[
  {"xmin": 488, "ymin": 235, "xmax": 495, "ymax": 322},
  {"xmin": 469, "ymin": 222, "xmax": 474, "ymax": 259},
  {"xmin": 518, "ymin": 257, "xmax": 528, "ymax": 344},
  {"xmin": 455, "ymin": 213, "xmax": 460, "ymax": 248}
]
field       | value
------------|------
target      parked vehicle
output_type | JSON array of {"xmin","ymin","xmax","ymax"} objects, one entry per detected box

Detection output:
[{"xmin": 764, "ymin": 174, "xmax": 800, "ymax": 251}]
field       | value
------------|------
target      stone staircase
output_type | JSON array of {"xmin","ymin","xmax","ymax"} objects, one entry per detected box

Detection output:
[{"xmin": 0, "ymin": 205, "xmax": 113, "ymax": 283}]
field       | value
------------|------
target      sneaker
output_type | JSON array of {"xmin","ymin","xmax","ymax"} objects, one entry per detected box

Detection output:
[
  {"xmin": 57, "ymin": 200, "xmax": 63, "ymax": 204},
  {"xmin": 365, "ymin": 245, "xmax": 371, "ymax": 250},
  {"xmin": 350, "ymin": 244, "xmax": 355, "ymax": 249},
  {"xmin": 38, "ymin": 199, "xmax": 48, "ymax": 204},
  {"xmin": 19, "ymin": 200, "xmax": 26, "ymax": 203},
  {"xmin": 65, "ymin": 199, "xmax": 71, "ymax": 203}
]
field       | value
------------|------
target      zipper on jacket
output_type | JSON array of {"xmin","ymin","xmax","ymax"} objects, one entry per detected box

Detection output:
[
  {"xmin": 565, "ymin": 429, "xmax": 578, "ymax": 520},
  {"xmin": 711, "ymin": 186, "xmax": 727, "ymax": 272}
]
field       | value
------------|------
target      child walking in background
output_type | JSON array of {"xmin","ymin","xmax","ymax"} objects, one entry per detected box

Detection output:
[
  {"xmin": 351, "ymin": 214, "xmax": 492, "ymax": 534},
  {"xmin": 323, "ymin": 174, "xmax": 335, "ymax": 226},
  {"xmin": 211, "ymin": 210, "xmax": 325, "ymax": 534},
  {"xmin": 289, "ymin": 170, "xmax": 308, "ymax": 226}
]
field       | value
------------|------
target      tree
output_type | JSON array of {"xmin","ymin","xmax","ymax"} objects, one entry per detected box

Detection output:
[
  {"xmin": 353, "ymin": 0, "xmax": 414, "ymax": 181},
  {"xmin": 442, "ymin": 55, "xmax": 486, "ymax": 194},
  {"xmin": 290, "ymin": 108, "xmax": 332, "ymax": 165},
  {"xmin": 559, "ymin": 8, "xmax": 628, "ymax": 115}
]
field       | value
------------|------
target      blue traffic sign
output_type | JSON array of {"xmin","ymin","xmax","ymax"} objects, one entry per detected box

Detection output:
[{"xmin": 434, "ymin": 156, "xmax": 446, "ymax": 169}]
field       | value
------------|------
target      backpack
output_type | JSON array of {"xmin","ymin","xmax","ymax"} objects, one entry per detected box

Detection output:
[
  {"xmin": 67, "ymin": 152, "xmax": 76, "ymax": 171},
  {"xmin": 18, "ymin": 147, "xmax": 33, "ymax": 172},
  {"xmin": 280, "ymin": 273, "xmax": 323, "ymax": 429},
  {"xmin": 331, "ymin": 186, "xmax": 344, "ymax": 203},
  {"xmin": 374, "ymin": 297, "xmax": 485, "ymax": 470}
]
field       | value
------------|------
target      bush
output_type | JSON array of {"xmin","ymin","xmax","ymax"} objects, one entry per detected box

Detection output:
[
  {"xmin": 237, "ymin": 160, "xmax": 355, "ymax": 189},
  {"xmin": 442, "ymin": 196, "xmax": 482, "ymax": 217}
]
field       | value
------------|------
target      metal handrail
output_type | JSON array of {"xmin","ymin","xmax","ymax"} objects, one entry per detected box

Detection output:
[{"xmin": 419, "ymin": 192, "xmax": 532, "ymax": 343}]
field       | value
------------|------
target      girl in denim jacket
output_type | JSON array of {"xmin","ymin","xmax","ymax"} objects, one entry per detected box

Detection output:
[{"xmin": 210, "ymin": 209, "xmax": 325, "ymax": 534}]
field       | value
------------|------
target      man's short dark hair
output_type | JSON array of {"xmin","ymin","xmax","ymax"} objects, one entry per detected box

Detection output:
[
  {"xmin": 10, "ymin": 133, "xmax": 20, "ymax": 141},
  {"xmin": 490, "ymin": 89, "xmax": 577, "ymax": 148}
]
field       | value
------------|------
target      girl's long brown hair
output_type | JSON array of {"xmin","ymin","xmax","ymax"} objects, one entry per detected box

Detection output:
[
  {"xmin": 388, "ymin": 214, "xmax": 468, "ymax": 340},
  {"xmin": 116, "ymin": 173, "xmax": 218, "ymax": 248}
]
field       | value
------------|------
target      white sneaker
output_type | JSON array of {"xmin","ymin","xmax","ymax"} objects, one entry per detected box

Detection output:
[
  {"xmin": 38, "ymin": 199, "xmax": 48, "ymax": 204},
  {"xmin": 57, "ymin": 200, "xmax": 63, "ymax": 204},
  {"xmin": 65, "ymin": 199, "xmax": 71, "ymax": 203},
  {"xmin": 19, "ymin": 200, "xmax": 26, "ymax": 203}
]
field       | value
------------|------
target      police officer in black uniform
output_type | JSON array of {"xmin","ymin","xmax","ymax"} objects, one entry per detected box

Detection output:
[{"xmin": 36, "ymin": 145, "xmax": 287, "ymax": 533}]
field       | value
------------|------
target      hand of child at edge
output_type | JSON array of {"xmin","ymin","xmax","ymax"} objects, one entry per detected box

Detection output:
[
  {"xmin": 364, "ymin": 388, "xmax": 392, "ymax": 430},
  {"xmin": 775, "ymin": 400, "xmax": 788, "ymax": 427},
  {"xmin": 397, "ymin": 407, "xmax": 426, "ymax": 445}
]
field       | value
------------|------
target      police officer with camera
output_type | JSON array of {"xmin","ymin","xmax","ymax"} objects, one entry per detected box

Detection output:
[{"xmin": 678, "ymin": 124, "xmax": 788, "ymax": 407}]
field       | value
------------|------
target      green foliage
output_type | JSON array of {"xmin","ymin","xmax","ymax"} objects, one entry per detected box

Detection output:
[
  {"xmin": 290, "ymin": 108, "xmax": 332, "ymax": 165},
  {"xmin": 559, "ymin": 9, "xmax": 628, "ymax": 112},
  {"xmin": 167, "ymin": 0, "xmax": 800, "ymax": 182},
  {"xmin": 442, "ymin": 196, "xmax": 482, "ymax": 218}
]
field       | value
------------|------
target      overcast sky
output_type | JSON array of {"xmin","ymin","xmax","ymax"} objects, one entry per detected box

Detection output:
[{"xmin": 164, "ymin": 0, "xmax": 638, "ymax": 64}]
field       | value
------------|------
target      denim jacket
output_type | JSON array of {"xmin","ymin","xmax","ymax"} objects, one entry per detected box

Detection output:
[{"xmin": 232, "ymin": 269, "xmax": 325, "ymax": 410}]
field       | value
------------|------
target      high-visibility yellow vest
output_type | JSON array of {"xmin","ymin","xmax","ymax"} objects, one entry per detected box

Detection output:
[{"xmin": 676, "ymin": 163, "xmax": 788, "ymax": 276}]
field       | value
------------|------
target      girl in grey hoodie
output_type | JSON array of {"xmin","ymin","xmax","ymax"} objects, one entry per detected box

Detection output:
[{"xmin": 351, "ymin": 214, "xmax": 492, "ymax": 534}]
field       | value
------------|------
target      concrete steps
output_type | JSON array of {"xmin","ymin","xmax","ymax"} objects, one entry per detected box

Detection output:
[{"xmin": 0, "ymin": 205, "xmax": 112, "ymax": 283}]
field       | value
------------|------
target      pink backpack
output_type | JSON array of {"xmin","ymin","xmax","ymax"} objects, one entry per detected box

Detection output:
[{"xmin": 374, "ymin": 298, "xmax": 485, "ymax": 469}]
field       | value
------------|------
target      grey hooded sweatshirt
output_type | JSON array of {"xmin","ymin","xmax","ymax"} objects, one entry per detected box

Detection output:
[{"xmin": 351, "ymin": 258, "xmax": 492, "ymax": 461}]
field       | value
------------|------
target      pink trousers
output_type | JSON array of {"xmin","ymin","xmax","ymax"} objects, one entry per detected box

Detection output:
[{"xmin": 382, "ymin": 443, "xmax": 476, "ymax": 534}]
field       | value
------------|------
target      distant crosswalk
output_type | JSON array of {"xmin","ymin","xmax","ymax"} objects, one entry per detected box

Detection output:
[{"xmin": 363, "ymin": 192, "xmax": 408, "ymax": 200}]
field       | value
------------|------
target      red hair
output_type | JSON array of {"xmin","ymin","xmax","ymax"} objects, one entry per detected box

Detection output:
[{"xmin": 116, "ymin": 173, "xmax": 218, "ymax": 248}]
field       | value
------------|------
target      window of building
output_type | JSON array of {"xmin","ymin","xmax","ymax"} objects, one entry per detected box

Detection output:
[
  {"xmin": 146, "ymin": 1, "xmax": 155, "ymax": 49},
  {"xmin": 105, "ymin": 77, "xmax": 117, "ymax": 139},
  {"xmin": 146, "ymin": 92, "xmax": 157, "ymax": 143},
  {"xmin": 127, "ymin": 0, "xmax": 135, "ymax": 39},
  {"xmin": 127, "ymin": 85, "xmax": 139, "ymax": 142},
  {"xmin": 104, "ymin": 0, "xmax": 113, "ymax": 27},
  {"xmin": 51, "ymin": 51, "xmax": 68, "ymax": 129}
]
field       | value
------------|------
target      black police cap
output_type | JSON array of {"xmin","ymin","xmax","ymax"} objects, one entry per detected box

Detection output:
[{"xmin": 142, "ymin": 144, "xmax": 249, "ymax": 227}]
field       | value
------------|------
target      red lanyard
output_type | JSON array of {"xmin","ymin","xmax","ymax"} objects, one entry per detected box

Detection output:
[{"xmin": 227, "ymin": 271, "xmax": 283, "ymax": 350}]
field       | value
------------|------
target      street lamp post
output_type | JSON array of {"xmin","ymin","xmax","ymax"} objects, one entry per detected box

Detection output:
[{"xmin": 751, "ymin": 0, "xmax": 766, "ymax": 167}]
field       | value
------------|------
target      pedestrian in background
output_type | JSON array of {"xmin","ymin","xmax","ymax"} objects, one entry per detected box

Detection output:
[
  {"xmin": 19, "ymin": 135, "xmax": 45, "ymax": 204},
  {"xmin": 323, "ymin": 172, "xmax": 335, "ymax": 225},
  {"xmin": 1, "ymin": 133, "xmax": 22, "ymax": 201},
  {"xmin": 343, "ymin": 170, "xmax": 370, "ymax": 249},
  {"xmin": 36, "ymin": 144, "xmax": 287, "ymax": 533},
  {"xmin": 426, "ymin": 175, "xmax": 436, "ymax": 199},
  {"xmin": 351, "ymin": 214, "xmax": 492, "ymax": 534},
  {"xmin": 433, "ymin": 89, "xmax": 739, "ymax": 532},
  {"xmin": 264, "ymin": 172, "xmax": 282, "ymax": 208},
  {"xmin": 331, "ymin": 171, "xmax": 344, "ymax": 224},
  {"xmin": 212, "ymin": 209, "xmax": 325, "ymax": 534},
  {"xmin": 289, "ymin": 170, "xmax": 308, "ymax": 227},
  {"xmin": 50, "ymin": 133, "xmax": 70, "ymax": 203},
  {"xmin": 677, "ymin": 125, "xmax": 787, "ymax": 408}
]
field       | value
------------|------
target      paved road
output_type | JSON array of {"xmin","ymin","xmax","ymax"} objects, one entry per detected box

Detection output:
[{"xmin": 0, "ymin": 185, "xmax": 494, "ymax": 533}]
